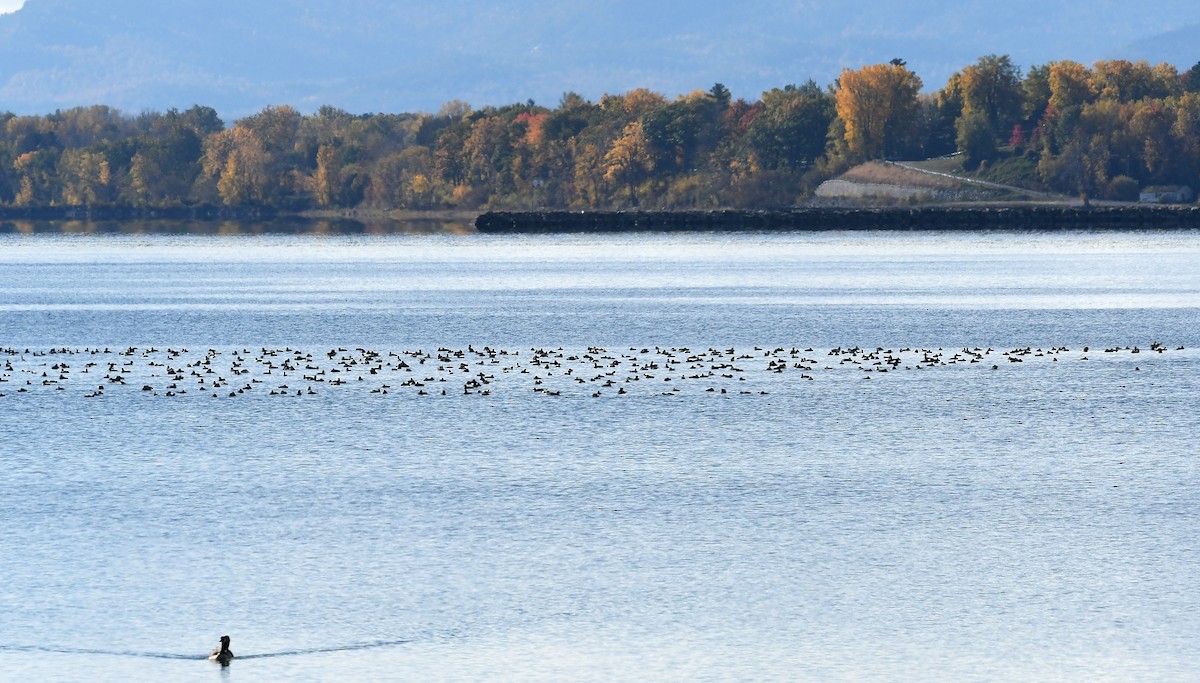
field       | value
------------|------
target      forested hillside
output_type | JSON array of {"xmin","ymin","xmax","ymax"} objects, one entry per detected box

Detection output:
[{"xmin": 3, "ymin": 56, "xmax": 1200, "ymax": 212}]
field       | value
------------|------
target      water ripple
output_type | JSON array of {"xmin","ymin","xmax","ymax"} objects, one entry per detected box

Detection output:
[{"xmin": 1, "ymin": 639, "xmax": 411, "ymax": 661}]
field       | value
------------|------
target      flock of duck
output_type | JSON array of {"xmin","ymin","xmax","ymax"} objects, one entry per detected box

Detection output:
[{"xmin": 0, "ymin": 341, "xmax": 1184, "ymax": 400}]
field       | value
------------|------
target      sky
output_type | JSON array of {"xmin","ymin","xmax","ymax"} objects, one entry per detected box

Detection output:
[{"xmin": 0, "ymin": 1, "xmax": 1195, "ymax": 117}]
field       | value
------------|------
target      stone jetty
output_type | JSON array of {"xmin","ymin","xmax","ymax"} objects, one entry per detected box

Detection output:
[{"xmin": 476, "ymin": 207, "xmax": 1200, "ymax": 233}]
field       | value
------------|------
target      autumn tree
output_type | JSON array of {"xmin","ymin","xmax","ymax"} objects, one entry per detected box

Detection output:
[
  {"xmin": 57, "ymin": 149, "xmax": 112, "ymax": 205},
  {"xmin": 1038, "ymin": 136, "xmax": 1094, "ymax": 199},
  {"xmin": 640, "ymin": 88, "xmax": 726, "ymax": 174},
  {"xmin": 240, "ymin": 105, "xmax": 302, "ymax": 157},
  {"xmin": 179, "ymin": 105, "xmax": 225, "ymax": 137},
  {"xmin": 313, "ymin": 144, "xmax": 343, "ymax": 207},
  {"xmin": 1048, "ymin": 61, "xmax": 1098, "ymax": 114},
  {"xmin": 463, "ymin": 114, "xmax": 514, "ymax": 193},
  {"xmin": 237, "ymin": 105, "xmax": 302, "ymax": 202},
  {"xmin": 571, "ymin": 141, "xmax": 607, "ymax": 209},
  {"xmin": 433, "ymin": 119, "xmax": 470, "ymax": 190},
  {"xmin": 1093, "ymin": 60, "xmax": 1179, "ymax": 103},
  {"xmin": 0, "ymin": 126, "xmax": 15, "ymax": 203},
  {"xmin": 1021, "ymin": 64, "xmax": 1053, "ymax": 128},
  {"xmin": 437, "ymin": 100, "xmax": 472, "ymax": 120},
  {"xmin": 539, "ymin": 93, "xmax": 602, "ymax": 154},
  {"xmin": 366, "ymin": 146, "xmax": 435, "ymax": 208},
  {"xmin": 1042, "ymin": 99, "xmax": 1121, "ymax": 197},
  {"xmin": 835, "ymin": 62, "xmax": 923, "ymax": 160},
  {"xmin": 1185, "ymin": 62, "xmax": 1200, "ymax": 94},
  {"xmin": 958, "ymin": 55, "xmax": 1023, "ymax": 140},
  {"xmin": 11, "ymin": 150, "xmax": 59, "ymax": 206},
  {"xmin": 202, "ymin": 127, "xmax": 268, "ymax": 205},
  {"xmin": 5, "ymin": 115, "xmax": 59, "ymax": 155},
  {"xmin": 124, "ymin": 108, "xmax": 213, "ymax": 205},
  {"xmin": 514, "ymin": 111, "xmax": 548, "ymax": 147},
  {"xmin": 600, "ymin": 88, "xmax": 668, "ymax": 124},
  {"xmin": 126, "ymin": 151, "xmax": 164, "ymax": 206},
  {"xmin": 746, "ymin": 81, "xmax": 835, "ymax": 170},
  {"xmin": 923, "ymin": 74, "xmax": 964, "ymax": 156},
  {"xmin": 50, "ymin": 106, "xmax": 132, "ymax": 149},
  {"xmin": 604, "ymin": 121, "xmax": 653, "ymax": 207},
  {"xmin": 956, "ymin": 111, "xmax": 997, "ymax": 169},
  {"xmin": 1129, "ymin": 102, "xmax": 1180, "ymax": 184}
]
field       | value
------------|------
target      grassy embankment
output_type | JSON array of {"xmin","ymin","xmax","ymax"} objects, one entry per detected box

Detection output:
[{"xmin": 817, "ymin": 153, "xmax": 1082, "ymax": 207}]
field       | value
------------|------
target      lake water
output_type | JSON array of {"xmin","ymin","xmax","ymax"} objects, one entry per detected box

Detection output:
[{"xmin": 1, "ymin": 227, "xmax": 1198, "ymax": 682}]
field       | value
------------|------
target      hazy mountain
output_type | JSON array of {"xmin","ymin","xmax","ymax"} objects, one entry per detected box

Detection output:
[
  {"xmin": 1122, "ymin": 22, "xmax": 1200, "ymax": 69},
  {"xmin": 0, "ymin": 0, "xmax": 1196, "ymax": 119}
]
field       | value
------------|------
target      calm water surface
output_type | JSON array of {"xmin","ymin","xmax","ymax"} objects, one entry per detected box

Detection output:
[{"xmin": 0, "ymin": 228, "xmax": 1198, "ymax": 682}]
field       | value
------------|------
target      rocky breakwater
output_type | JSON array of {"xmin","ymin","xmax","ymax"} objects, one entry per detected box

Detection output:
[{"xmin": 476, "ymin": 207, "xmax": 1200, "ymax": 233}]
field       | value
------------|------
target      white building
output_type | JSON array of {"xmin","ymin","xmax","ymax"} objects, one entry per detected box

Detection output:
[{"xmin": 1139, "ymin": 186, "xmax": 1195, "ymax": 204}]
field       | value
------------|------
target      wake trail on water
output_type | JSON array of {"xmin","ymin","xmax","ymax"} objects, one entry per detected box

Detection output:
[
  {"xmin": 1, "ymin": 639, "xmax": 412, "ymax": 661},
  {"xmin": 0, "ymin": 646, "xmax": 205, "ymax": 660},
  {"xmin": 241, "ymin": 639, "xmax": 413, "ymax": 659}
]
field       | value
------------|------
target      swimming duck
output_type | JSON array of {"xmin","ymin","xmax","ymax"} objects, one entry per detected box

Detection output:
[{"xmin": 209, "ymin": 635, "xmax": 234, "ymax": 666}]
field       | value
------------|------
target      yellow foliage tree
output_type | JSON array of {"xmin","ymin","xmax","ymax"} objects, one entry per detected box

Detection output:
[
  {"xmin": 464, "ymin": 116, "xmax": 508, "ymax": 186},
  {"xmin": 835, "ymin": 62, "xmax": 923, "ymax": 160},
  {"xmin": 127, "ymin": 152, "xmax": 160, "ymax": 206},
  {"xmin": 314, "ymin": 144, "xmax": 342, "ymax": 207},
  {"xmin": 203, "ymin": 127, "xmax": 268, "ymax": 206},
  {"xmin": 12, "ymin": 150, "xmax": 58, "ymax": 206},
  {"xmin": 958, "ymin": 54, "xmax": 1023, "ymax": 137},
  {"xmin": 604, "ymin": 121, "xmax": 653, "ymax": 207},
  {"xmin": 1130, "ymin": 102, "xmax": 1178, "ymax": 181},
  {"xmin": 572, "ymin": 142, "xmax": 607, "ymax": 209},
  {"xmin": 57, "ymin": 150, "xmax": 112, "ymax": 205},
  {"xmin": 1048, "ymin": 61, "xmax": 1098, "ymax": 113},
  {"xmin": 1092, "ymin": 60, "xmax": 1179, "ymax": 103},
  {"xmin": 618, "ymin": 88, "xmax": 668, "ymax": 120},
  {"xmin": 409, "ymin": 173, "xmax": 431, "ymax": 202}
]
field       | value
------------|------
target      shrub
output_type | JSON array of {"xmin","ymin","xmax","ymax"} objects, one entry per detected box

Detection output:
[
  {"xmin": 955, "ymin": 111, "xmax": 998, "ymax": 170},
  {"xmin": 1106, "ymin": 175, "xmax": 1140, "ymax": 202}
]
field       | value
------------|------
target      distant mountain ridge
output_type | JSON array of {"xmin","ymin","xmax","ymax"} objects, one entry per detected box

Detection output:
[
  {"xmin": 1124, "ymin": 22, "xmax": 1200, "ymax": 68},
  {"xmin": 0, "ymin": 0, "xmax": 1196, "ymax": 119}
]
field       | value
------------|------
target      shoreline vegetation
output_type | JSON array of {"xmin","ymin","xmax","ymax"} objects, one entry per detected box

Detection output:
[
  {"xmin": 0, "ymin": 55, "xmax": 1197, "ymax": 219},
  {"xmin": 0, "ymin": 204, "xmax": 479, "ymax": 223}
]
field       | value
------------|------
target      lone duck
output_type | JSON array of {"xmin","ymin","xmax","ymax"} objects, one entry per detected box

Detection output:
[{"xmin": 209, "ymin": 635, "xmax": 234, "ymax": 666}]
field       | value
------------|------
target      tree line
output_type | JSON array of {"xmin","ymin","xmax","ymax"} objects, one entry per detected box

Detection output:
[{"xmin": 2, "ymin": 56, "xmax": 1199, "ymax": 211}]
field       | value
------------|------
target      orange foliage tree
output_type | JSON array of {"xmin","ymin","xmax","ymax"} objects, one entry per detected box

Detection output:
[{"xmin": 835, "ymin": 62, "xmax": 923, "ymax": 160}]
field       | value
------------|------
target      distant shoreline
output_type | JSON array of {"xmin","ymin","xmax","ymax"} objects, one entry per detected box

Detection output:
[
  {"xmin": 0, "ymin": 205, "xmax": 478, "ymax": 225},
  {"xmin": 0, "ymin": 205, "xmax": 278, "ymax": 222},
  {"xmin": 5, "ymin": 205, "xmax": 1200, "ymax": 234}
]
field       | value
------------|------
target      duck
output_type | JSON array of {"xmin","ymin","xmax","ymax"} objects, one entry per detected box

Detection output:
[{"xmin": 209, "ymin": 635, "xmax": 234, "ymax": 666}]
